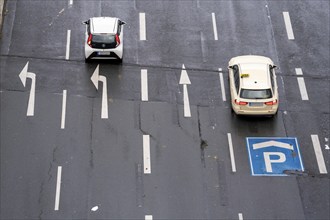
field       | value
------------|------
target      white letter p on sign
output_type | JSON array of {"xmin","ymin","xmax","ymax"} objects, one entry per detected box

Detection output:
[{"xmin": 264, "ymin": 152, "xmax": 286, "ymax": 172}]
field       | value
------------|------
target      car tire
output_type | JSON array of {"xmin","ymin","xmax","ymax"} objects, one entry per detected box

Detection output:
[{"xmin": 85, "ymin": 58, "xmax": 89, "ymax": 63}]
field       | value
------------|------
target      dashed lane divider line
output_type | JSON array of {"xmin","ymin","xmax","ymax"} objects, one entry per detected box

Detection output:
[
  {"xmin": 139, "ymin": 13, "xmax": 146, "ymax": 41},
  {"xmin": 54, "ymin": 166, "xmax": 62, "ymax": 211},
  {"xmin": 145, "ymin": 215, "xmax": 153, "ymax": 220},
  {"xmin": 61, "ymin": 90, "xmax": 67, "ymax": 129},
  {"xmin": 141, "ymin": 69, "xmax": 148, "ymax": 101},
  {"xmin": 295, "ymin": 68, "xmax": 309, "ymax": 100},
  {"xmin": 238, "ymin": 213, "xmax": 244, "ymax": 220},
  {"xmin": 311, "ymin": 135, "xmax": 328, "ymax": 174},
  {"xmin": 211, "ymin": 13, "xmax": 218, "ymax": 40},
  {"xmin": 227, "ymin": 133, "xmax": 237, "ymax": 173},
  {"xmin": 66, "ymin": 30, "xmax": 71, "ymax": 60},
  {"xmin": 219, "ymin": 68, "xmax": 226, "ymax": 101},
  {"xmin": 143, "ymin": 135, "xmax": 151, "ymax": 174},
  {"xmin": 283, "ymin": 12, "xmax": 295, "ymax": 40}
]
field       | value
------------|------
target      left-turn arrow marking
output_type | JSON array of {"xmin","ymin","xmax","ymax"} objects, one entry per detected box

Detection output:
[
  {"xmin": 19, "ymin": 62, "xmax": 36, "ymax": 116},
  {"xmin": 91, "ymin": 64, "xmax": 100, "ymax": 90},
  {"xmin": 90, "ymin": 65, "xmax": 108, "ymax": 119}
]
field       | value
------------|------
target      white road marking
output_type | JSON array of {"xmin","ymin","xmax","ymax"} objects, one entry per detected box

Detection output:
[
  {"xmin": 179, "ymin": 64, "xmax": 191, "ymax": 117},
  {"xmin": 26, "ymin": 73, "xmax": 36, "ymax": 116},
  {"xmin": 66, "ymin": 30, "xmax": 71, "ymax": 60},
  {"xmin": 61, "ymin": 90, "xmax": 67, "ymax": 129},
  {"xmin": 139, "ymin": 13, "xmax": 146, "ymax": 41},
  {"xmin": 183, "ymin": 84, "xmax": 191, "ymax": 117},
  {"xmin": 283, "ymin": 12, "xmax": 295, "ymax": 40},
  {"xmin": 227, "ymin": 133, "xmax": 237, "ymax": 172},
  {"xmin": 295, "ymin": 68, "xmax": 303, "ymax": 75},
  {"xmin": 69, "ymin": 0, "xmax": 73, "ymax": 6},
  {"xmin": 141, "ymin": 69, "xmax": 148, "ymax": 101},
  {"xmin": 19, "ymin": 62, "xmax": 36, "ymax": 116},
  {"xmin": 238, "ymin": 213, "xmax": 244, "ymax": 220},
  {"xmin": 91, "ymin": 65, "xmax": 108, "ymax": 119},
  {"xmin": 297, "ymin": 77, "xmax": 309, "ymax": 100},
  {"xmin": 91, "ymin": 206, "xmax": 98, "ymax": 211},
  {"xmin": 211, "ymin": 13, "xmax": 218, "ymax": 40},
  {"xmin": 311, "ymin": 135, "xmax": 328, "ymax": 174},
  {"xmin": 145, "ymin": 215, "xmax": 153, "ymax": 220},
  {"xmin": 54, "ymin": 166, "xmax": 62, "ymax": 211},
  {"xmin": 99, "ymin": 76, "xmax": 108, "ymax": 119},
  {"xmin": 219, "ymin": 68, "xmax": 226, "ymax": 101},
  {"xmin": 143, "ymin": 135, "xmax": 151, "ymax": 174}
]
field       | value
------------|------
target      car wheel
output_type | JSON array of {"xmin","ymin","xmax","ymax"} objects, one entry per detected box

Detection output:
[{"xmin": 85, "ymin": 58, "xmax": 89, "ymax": 63}]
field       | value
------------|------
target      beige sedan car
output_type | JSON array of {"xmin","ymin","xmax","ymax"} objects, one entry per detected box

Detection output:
[{"xmin": 228, "ymin": 55, "xmax": 279, "ymax": 116}]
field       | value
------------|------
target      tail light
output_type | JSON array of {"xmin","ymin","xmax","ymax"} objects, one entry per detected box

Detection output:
[
  {"xmin": 235, "ymin": 99, "xmax": 248, "ymax": 105},
  {"xmin": 87, "ymin": 34, "xmax": 92, "ymax": 47},
  {"xmin": 115, "ymin": 34, "xmax": 120, "ymax": 47},
  {"xmin": 265, "ymin": 99, "xmax": 278, "ymax": 106}
]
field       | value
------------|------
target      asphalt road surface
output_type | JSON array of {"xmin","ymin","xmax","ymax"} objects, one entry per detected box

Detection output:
[{"xmin": 0, "ymin": 0, "xmax": 329, "ymax": 219}]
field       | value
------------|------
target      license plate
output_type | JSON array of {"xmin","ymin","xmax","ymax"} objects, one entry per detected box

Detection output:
[
  {"xmin": 97, "ymin": 51, "xmax": 110, "ymax": 56},
  {"xmin": 249, "ymin": 102, "xmax": 263, "ymax": 107}
]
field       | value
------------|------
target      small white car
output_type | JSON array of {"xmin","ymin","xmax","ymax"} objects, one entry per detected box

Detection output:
[
  {"xmin": 83, "ymin": 17, "xmax": 126, "ymax": 62},
  {"xmin": 228, "ymin": 55, "xmax": 279, "ymax": 116}
]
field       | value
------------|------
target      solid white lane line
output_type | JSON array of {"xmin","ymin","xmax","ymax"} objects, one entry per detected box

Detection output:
[
  {"xmin": 69, "ymin": 0, "xmax": 73, "ymax": 5},
  {"xmin": 139, "ymin": 13, "xmax": 146, "ymax": 41},
  {"xmin": 219, "ymin": 68, "xmax": 226, "ymax": 101},
  {"xmin": 227, "ymin": 133, "xmax": 237, "ymax": 172},
  {"xmin": 66, "ymin": 30, "xmax": 71, "ymax": 60},
  {"xmin": 54, "ymin": 166, "xmax": 62, "ymax": 211},
  {"xmin": 143, "ymin": 135, "xmax": 151, "ymax": 174},
  {"xmin": 26, "ymin": 72, "xmax": 36, "ymax": 116},
  {"xmin": 211, "ymin": 13, "xmax": 218, "ymax": 40},
  {"xmin": 238, "ymin": 213, "xmax": 243, "ymax": 220},
  {"xmin": 295, "ymin": 68, "xmax": 303, "ymax": 75},
  {"xmin": 145, "ymin": 215, "xmax": 153, "ymax": 220},
  {"xmin": 61, "ymin": 90, "xmax": 67, "ymax": 129},
  {"xmin": 311, "ymin": 135, "xmax": 328, "ymax": 174},
  {"xmin": 283, "ymin": 12, "xmax": 295, "ymax": 40},
  {"xmin": 183, "ymin": 84, "xmax": 191, "ymax": 117},
  {"xmin": 297, "ymin": 77, "xmax": 309, "ymax": 100},
  {"xmin": 141, "ymin": 69, "xmax": 148, "ymax": 101}
]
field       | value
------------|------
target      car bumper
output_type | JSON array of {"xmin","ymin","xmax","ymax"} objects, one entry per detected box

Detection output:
[
  {"xmin": 85, "ymin": 44, "xmax": 123, "ymax": 60},
  {"xmin": 232, "ymin": 105, "xmax": 278, "ymax": 115}
]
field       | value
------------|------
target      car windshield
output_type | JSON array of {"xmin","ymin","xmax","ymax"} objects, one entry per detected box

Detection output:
[
  {"xmin": 92, "ymin": 34, "xmax": 116, "ymax": 44},
  {"xmin": 240, "ymin": 89, "xmax": 272, "ymax": 99}
]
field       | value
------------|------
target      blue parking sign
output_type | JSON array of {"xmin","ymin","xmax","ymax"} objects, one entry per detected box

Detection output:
[{"xmin": 246, "ymin": 137, "xmax": 304, "ymax": 176}]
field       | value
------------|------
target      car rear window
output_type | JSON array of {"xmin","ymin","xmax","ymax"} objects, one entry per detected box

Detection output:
[
  {"xmin": 92, "ymin": 34, "xmax": 116, "ymax": 44},
  {"xmin": 240, "ymin": 89, "xmax": 272, "ymax": 99}
]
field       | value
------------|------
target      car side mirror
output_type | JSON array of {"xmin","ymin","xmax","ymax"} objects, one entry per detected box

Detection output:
[
  {"xmin": 271, "ymin": 65, "xmax": 277, "ymax": 69},
  {"xmin": 228, "ymin": 66, "xmax": 233, "ymax": 69},
  {"xmin": 120, "ymin": 21, "xmax": 126, "ymax": 25},
  {"xmin": 82, "ymin": 21, "xmax": 89, "ymax": 25}
]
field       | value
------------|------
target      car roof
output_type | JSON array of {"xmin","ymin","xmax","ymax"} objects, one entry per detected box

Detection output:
[
  {"xmin": 90, "ymin": 17, "xmax": 118, "ymax": 34},
  {"xmin": 240, "ymin": 63, "xmax": 271, "ymax": 90}
]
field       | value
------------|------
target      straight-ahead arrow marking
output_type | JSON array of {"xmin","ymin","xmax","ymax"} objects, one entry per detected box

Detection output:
[
  {"xmin": 179, "ymin": 64, "xmax": 191, "ymax": 117},
  {"xmin": 19, "ymin": 62, "xmax": 36, "ymax": 116},
  {"xmin": 91, "ymin": 65, "xmax": 108, "ymax": 119}
]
